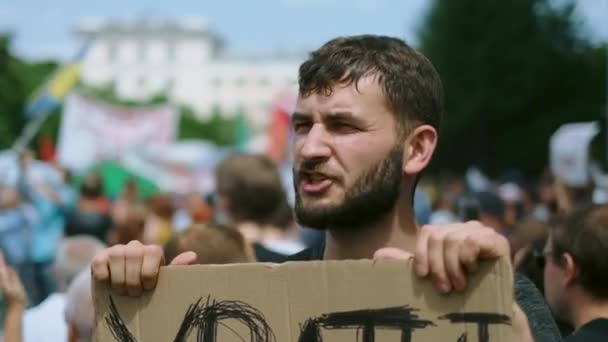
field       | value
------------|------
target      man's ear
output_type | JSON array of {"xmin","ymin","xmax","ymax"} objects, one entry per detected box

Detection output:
[
  {"xmin": 403, "ymin": 125, "xmax": 438, "ymax": 176},
  {"xmin": 562, "ymin": 253, "xmax": 578, "ymax": 287}
]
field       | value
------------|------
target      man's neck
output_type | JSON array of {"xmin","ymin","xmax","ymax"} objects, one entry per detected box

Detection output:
[
  {"xmin": 570, "ymin": 292, "xmax": 608, "ymax": 330},
  {"xmin": 323, "ymin": 198, "xmax": 418, "ymax": 260}
]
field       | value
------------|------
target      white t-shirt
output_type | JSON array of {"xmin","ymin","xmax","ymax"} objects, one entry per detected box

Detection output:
[{"xmin": 23, "ymin": 293, "xmax": 67, "ymax": 342}]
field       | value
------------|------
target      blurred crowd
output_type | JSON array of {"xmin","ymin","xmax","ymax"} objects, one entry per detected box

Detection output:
[{"xmin": 1, "ymin": 148, "xmax": 607, "ymax": 341}]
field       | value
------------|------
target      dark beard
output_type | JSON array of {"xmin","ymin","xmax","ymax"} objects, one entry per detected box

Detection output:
[{"xmin": 293, "ymin": 146, "xmax": 403, "ymax": 231}]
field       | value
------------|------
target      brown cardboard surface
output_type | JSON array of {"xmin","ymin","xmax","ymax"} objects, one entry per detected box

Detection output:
[{"xmin": 94, "ymin": 257, "xmax": 513, "ymax": 342}]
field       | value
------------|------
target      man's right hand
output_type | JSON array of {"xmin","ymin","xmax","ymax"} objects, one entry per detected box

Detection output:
[{"xmin": 91, "ymin": 240, "xmax": 197, "ymax": 297}]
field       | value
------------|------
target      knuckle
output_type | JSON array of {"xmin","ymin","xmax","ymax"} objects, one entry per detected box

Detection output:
[
  {"xmin": 144, "ymin": 244, "xmax": 163, "ymax": 258},
  {"xmin": 127, "ymin": 240, "xmax": 143, "ymax": 247},
  {"xmin": 92, "ymin": 252, "xmax": 109, "ymax": 268},
  {"xmin": 466, "ymin": 220, "xmax": 483, "ymax": 227},
  {"xmin": 429, "ymin": 231, "xmax": 446, "ymax": 245},
  {"xmin": 124, "ymin": 246, "xmax": 145, "ymax": 260},
  {"xmin": 445, "ymin": 232, "xmax": 461, "ymax": 245},
  {"xmin": 108, "ymin": 245, "xmax": 126, "ymax": 261},
  {"xmin": 463, "ymin": 234, "xmax": 478, "ymax": 248},
  {"xmin": 421, "ymin": 225, "xmax": 435, "ymax": 235},
  {"xmin": 144, "ymin": 245, "xmax": 164, "ymax": 259}
]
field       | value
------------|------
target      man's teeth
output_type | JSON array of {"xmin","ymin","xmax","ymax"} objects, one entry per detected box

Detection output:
[{"xmin": 308, "ymin": 174, "xmax": 327, "ymax": 182}]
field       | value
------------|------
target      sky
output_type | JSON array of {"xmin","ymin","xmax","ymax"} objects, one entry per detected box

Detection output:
[{"xmin": 0, "ymin": 0, "xmax": 606, "ymax": 62}]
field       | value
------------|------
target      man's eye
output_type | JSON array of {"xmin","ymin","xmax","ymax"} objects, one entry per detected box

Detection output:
[
  {"xmin": 293, "ymin": 122, "xmax": 312, "ymax": 133},
  {"xmin": 329, "ymin": 122, "xmax": 358, "ymax": 133}
]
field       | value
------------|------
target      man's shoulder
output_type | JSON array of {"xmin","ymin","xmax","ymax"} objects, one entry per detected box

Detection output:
[
  {"xmin": 564, "ymin": 318, "xmax": 608, "ymax": 342},
  {"xmin": 514, "ymin": 273, "xmax": 563, "ymax": 342}
]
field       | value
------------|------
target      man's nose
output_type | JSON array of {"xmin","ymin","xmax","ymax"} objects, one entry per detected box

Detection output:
[{"xmin": 299, "ymin": 124, "xmax": 331, "ymax": 161}]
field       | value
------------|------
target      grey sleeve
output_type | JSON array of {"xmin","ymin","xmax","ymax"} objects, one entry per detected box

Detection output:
[{"xmin": 514, "ymin": 272, "xmax": 563, "ymax": 342}]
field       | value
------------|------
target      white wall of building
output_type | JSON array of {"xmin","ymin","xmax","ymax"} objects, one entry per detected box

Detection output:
[{"xmin": 76, "ymin": 18, "xmax": 302, "ymax": 127}]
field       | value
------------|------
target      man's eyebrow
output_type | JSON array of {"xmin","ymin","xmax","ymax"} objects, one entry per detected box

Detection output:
[
  {"xmin": 325, "ymin": 111, "xmax": 366, "ymax": 125},
  {"xmin": 291, "ymin": 112, "xmax": 310, "ymax": 123}
]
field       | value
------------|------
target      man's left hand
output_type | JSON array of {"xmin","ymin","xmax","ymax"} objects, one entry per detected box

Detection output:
[{"xmin": 374, "ymin": 221, "xmax": 510, "ymax": 294}]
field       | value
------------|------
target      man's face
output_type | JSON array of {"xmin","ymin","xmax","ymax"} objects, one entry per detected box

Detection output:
[
  {"xmin": 543, "ymin": 236, "xmax": 569, "ymax": 321},
  {"xmin": 292, "ymin": 76, "xmax": 404, "ymax": 230}
]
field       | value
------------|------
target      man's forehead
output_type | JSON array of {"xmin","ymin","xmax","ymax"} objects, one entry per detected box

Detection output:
[{"xmin": 296, "ymin": 78, "xmax": 385, "ymax": 114}]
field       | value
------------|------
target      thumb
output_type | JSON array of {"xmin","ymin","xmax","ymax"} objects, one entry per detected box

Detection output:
[
  {"xmin": 169, "ymin": 251, "xmax": 198, "ymax": 266},
  {"xmin": 373, "ymin": 247, "xmax": 414, "ymax": 260}
]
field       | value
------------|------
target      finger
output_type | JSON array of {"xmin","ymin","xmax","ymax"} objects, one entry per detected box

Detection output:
[
  {"xmin": 141, "ymin": 245, "xmax": 165, "ymax": 291},
  {"xmin": 107, "ymin": 245, "xmax": 127, "ymax": 295},
  {"xmin": 169, "ymin": 251, "xmax": 197, "ymax": 266},
  {"xmin": 460, "ymin": 234, "xmax": 481, "ymax": 274},
  {"xmin": 0, "ymin": 253, "xmax": 8, "ymax": 288},
  {"xmin": 7, "ymin": 267, "xmax": 23, "ymax": 299},
  {"xmin": 373, "ymin": 248, "xmax": 414, "ymax": 260},
  {"xmin": 415, "ymin": 225, "xmax": 434, "ymax": 277},
  {"xmin": 427, "ymin": 229, "xmax": 451, "ymax": 294},
  {"xmin": 124, "ymin": 242, "xmax": 144, "ymax": 297},
  {"xmin": 476, "ymin": 230, "xmax": 510, "ymax": 259},
  {"xmin": 444, "ymin": 231, "xmax": 469, "ymax": 292},
  {"xmin": 91, "ymin": 250, "xmax": 111, "ymax": 284}
]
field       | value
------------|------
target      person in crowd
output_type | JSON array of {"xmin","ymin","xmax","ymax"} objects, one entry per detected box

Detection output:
[
  {"xmin": 106, "ymin": 206, "xmax": 146, "ymax": 246},
  {"xmin": 0, "ymin": 251, "xmax": 26, "ymax": 342},
  {"xmin": 214, "ymin": 153, "xmax": 305, "ymax": 260},
  {"xmin": 110, "ymin": 179, "xmax": 144, "ymax": 228},
  {"xmin": 18, "ymin": 151, "xmax": 74, "ymax": 304},
  {"xmin": 142, "ymin": 194, "xmax": 175, "ymax": 246},
  {"xmin": 64, "ymin": 270, "xmax": 94, "ymax": 342},
  {"xmin": 172, "ymin": 192, "xmax": 213, "ymax": 232},
  {"xmin": 511, "ymin": 219, "xmax": 551, "ymax": 291},
  {"xmin": 544, "ymin": 204, "xmax": 608, "ymax": 341},
  {"xmin": 23, "ymin": 236, "xmax": 106, "ymax": 342},
  {"xmin": 428, "ymin": 173, "xmax": 462, "ymax": 224},
  {"xmin": 92, "ymin": 35, "xmax": 561, "ymax": 341},
  {"xmin": 64, "ymin": 174, "xmax": 112, "ymax": 243},
  {"xmin": 164, "ymin": 223, "xmax": 255, "ymax": 265},
  {"xmin": 77, "ymin": 174, "xmax": 110, "ymax": 215},
  {"xmin": 0, "ymin": 185, "xmax": 36, "ymax": 302},
  {"xmin": 498, "ymin": 182, "xmax": 526, "ymax": 228},
  {"xmin": 473, "ymin": 191, "xmax": 508, "ymax": 235}
]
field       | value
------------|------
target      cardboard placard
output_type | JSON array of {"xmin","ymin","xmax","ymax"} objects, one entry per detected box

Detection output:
[{"xmin": 94, "ymin": 258, "xmax": 513, "ymax": 342}]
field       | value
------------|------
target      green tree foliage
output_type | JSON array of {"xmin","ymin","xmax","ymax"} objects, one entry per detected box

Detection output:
[
  {"xmin": 0, "ymin": 34, "xmax": 57, "ymax": 149},
  {"xmin": 419, "ymin": 0, "xmax": 607, "ymax": 177},
  {"xmin": 178, "ymin": 105, "xmax": 242, "ymax": 147}
]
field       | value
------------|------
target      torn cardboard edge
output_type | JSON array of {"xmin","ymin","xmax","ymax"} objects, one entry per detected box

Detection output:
[{"xmin": 95, "ymin": 257, "xmax": 513, "ymax": 341}]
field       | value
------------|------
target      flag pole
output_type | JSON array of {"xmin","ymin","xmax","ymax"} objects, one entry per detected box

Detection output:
[
  {"xmin": 11, "ymin": 109, "xmax": 52, "ymax": 153},
  {"xmin": 10, "ymin": 38, "xmax": 93, "ymax": 154}
]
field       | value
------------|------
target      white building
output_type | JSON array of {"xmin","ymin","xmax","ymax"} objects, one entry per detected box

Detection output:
[{"xmin": 75, "ymin": 17, "xmax": 301, "ymax": 125}]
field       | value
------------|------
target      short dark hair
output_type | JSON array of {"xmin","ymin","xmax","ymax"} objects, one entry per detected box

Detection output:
[
  {"xmin": 550, "ymin": 204, "xmax": 608, "ymax": 299},
  {"xmin": 298, "ymin": 34, "xmax": 444, "ymax": 134},
  {"xmin": 163, "ymin": 223, "xmax": 250, "ymax": 264},
  {"xmin": 215, "ymin": 153, "xmax": 287, "ymax": 225}
]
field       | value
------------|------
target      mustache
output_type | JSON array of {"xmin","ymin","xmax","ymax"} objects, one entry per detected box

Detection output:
[{"xmin": 294, "ymin": 160, "xmax": 338, "ymax": 179}]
